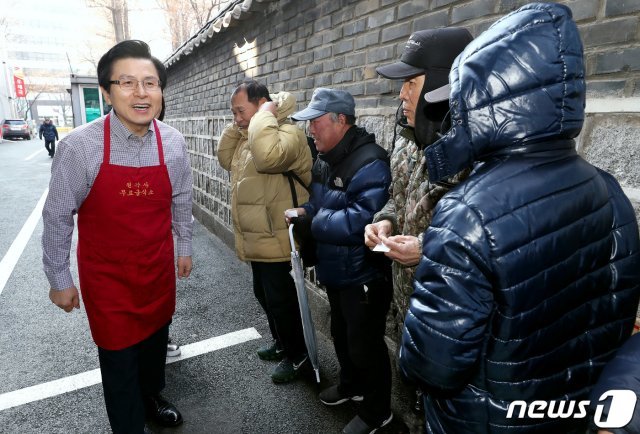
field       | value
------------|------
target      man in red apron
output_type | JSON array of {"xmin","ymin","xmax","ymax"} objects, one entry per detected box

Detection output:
[{"xmin": 42, "ymin": 40, "xmax": 193, "ymax": 434}]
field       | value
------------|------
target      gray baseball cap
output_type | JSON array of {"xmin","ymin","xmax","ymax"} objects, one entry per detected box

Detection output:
[{"xmin": 292, "ymin": 88, "xmax": 355, "ymax": 121}]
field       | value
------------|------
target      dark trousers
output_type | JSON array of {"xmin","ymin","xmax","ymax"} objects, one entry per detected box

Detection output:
[
  {"xmin": 98, "ymin": 323, "xmax": 169, "ymax": 434},
  {"xmin": 44, "ymin": 139, "xmax": 55, "ymax": 156},
  {"xmin": 251, "ymin": 261, "xmax": 306, "ymax": 359},
  {"xmin": 326, "ymin": 275, "xmax": 392, "ymax": 426}
]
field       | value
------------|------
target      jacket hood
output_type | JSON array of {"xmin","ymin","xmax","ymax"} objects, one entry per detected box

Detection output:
[
  {"xmin": 270, "ymin": 91, "xmax": 296, "ymax": 123},
  {"xmin": 425, "ymin": 2, "xmax": 585, "ymax": 182}
]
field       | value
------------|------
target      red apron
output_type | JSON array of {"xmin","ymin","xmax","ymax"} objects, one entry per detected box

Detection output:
[{"xmin": 77, "ymin": 114, "xmax": 175, "ymax": 350}]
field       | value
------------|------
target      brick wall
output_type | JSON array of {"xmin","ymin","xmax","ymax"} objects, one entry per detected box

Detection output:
[{"xmin": 164, "ymin": 1, "xmax": 640, "ymax": 428}]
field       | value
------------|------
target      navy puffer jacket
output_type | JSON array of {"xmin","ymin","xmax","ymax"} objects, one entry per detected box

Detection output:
[
  {"xmin": 400, "ymin": 3, "xmax": 640, "ymax": 434},
  {"xmin": 302, "ymin": 126, "xmax": 391, "ymax": 287},
  {"xmin": 589, "ymin": 332, "xmax": 640, "ymax": 433},
  {"xmin": 39, "ymin": 122, "xmax": 58, "ymax": 141}
]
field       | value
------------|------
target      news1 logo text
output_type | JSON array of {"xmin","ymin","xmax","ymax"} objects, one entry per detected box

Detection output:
[{"xmin": 506, "ymin": 390, "xmax": 637, "ymax": 429}]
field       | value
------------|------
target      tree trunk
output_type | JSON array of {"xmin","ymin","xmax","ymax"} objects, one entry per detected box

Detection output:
[{"xmin": 123, "ymin": 0, "xmax": 130, "ymax": 40}]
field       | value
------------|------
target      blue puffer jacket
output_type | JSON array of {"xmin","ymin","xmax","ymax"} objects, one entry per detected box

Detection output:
[
  {"xmin": 400, "ymin": 3, "xmax": 640, "ymax": 434},
  {"xmin": 302, "ymin": 126, "xmax": 391, "ymax": 287}
]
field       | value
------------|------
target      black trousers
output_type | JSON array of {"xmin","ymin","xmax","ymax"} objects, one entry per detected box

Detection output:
[
  {"xmin": 326, "ymin": 275, "xmax": 392, "ymax": 426},
  {"xmin": 98, "ymin": 322, "xmax": 169, "ymax": 434},
  {"xmin": 251, "ymin": 261, "xmax": 306, "ymax": 359},
  {"xmin": 44, "ymin": 139, "xmax": 55, "ymax": 156}
]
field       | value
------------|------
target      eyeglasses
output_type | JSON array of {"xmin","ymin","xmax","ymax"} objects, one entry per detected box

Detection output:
[{"xmin": 109, "ymin": 76, "xmax": 162, "ymax": 92}]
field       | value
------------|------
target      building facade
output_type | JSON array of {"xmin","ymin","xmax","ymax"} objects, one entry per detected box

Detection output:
[{"xmin": 1, "ymin": 0, "xmax": 113, "ymax": 126}]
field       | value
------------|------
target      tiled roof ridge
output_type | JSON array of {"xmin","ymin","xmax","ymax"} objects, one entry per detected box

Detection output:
[{"xmin": 164, "ymin": 0, "xmax": 275, "ymax": 66}]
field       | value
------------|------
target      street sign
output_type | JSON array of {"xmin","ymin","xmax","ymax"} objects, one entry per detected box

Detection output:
[{"xmin": 13, "ymin": 68, "xmax": 26, "ymax": 98}]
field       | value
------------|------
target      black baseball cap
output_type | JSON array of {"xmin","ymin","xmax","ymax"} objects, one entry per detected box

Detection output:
[{"xmin": 376, "ymin": 27, "xmax": 473, "ymax": 99}]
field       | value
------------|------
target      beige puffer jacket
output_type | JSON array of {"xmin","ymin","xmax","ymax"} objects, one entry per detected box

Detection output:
[{"xmin": 218, "ymin": 92, "xmax": 312, "ymax": 262}]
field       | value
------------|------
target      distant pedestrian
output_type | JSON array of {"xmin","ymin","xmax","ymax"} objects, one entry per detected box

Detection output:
[
  {"xmin": 42, "ymin": 39, "xmax": 192, "ymax": 434},
  {"xmin": 39, "ymin": 117, "xmax": 59, "ymax": 158}
]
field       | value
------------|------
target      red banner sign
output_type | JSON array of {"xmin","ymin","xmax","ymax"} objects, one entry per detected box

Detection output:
[{"xmin": 14, "ymin": 75, "xmax": 26, "ymax": 98}]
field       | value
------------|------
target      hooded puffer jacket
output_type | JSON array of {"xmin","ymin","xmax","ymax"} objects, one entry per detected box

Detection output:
[
  {"xmin": 589, "ymin": 332, "xmax": 640, "ymax": 433},
  {"xmin": 218, "ymin": 92, "xmax": 312, "ymax": 262},
  {"xmin": 400, "ymin": 3, "xmax": 640, "ymax": 434}
]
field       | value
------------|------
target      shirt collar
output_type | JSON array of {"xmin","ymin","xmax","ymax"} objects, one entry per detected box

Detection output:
[{"xmin": 109, "ymin": 111, "xmax": 154, "ymax": 142}]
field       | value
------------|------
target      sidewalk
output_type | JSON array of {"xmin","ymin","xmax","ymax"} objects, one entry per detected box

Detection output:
[
  {"xmin": 163, "ymin": 219, "xmax": 411, "ymax": 433},
  {"xmin": 190, "ymin": 217, "xmax": 423, "ymax": 434}
]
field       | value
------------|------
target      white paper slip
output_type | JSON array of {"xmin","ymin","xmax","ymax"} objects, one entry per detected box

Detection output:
[
  {"xmin": 285, "ymin": 210, "xmax": 299, "ymax": 218},
  {"xmin": 372, "ymin": 243, "xmax": 390, "ymax": 252}
]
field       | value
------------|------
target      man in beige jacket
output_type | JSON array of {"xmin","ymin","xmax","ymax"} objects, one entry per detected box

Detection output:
[{"xmin": 218, "ymin": 79, "xmax": 312, "ymax": 383}]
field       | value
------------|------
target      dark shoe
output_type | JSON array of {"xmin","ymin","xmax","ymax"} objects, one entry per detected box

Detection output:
[
  {"xmin": 167, "ymin": 338, "xmax": 181, "ymax": 357},
  {"xmin": 257, "ymin": 341, "xmax": 284, "ymax": 361},
  {"xmin": 144, "ymin": 394, "xmax": 183, "ymax": 427},
  {"xmin": 319, "ymin": 384, "xmax": 363, "ymax": 406},
  {"xmin": 271, "ymin": 354, "xmax": 308, "ymax": 383},
  {"xmin": 342, "ymin": 414, "xmax": 393, "ymax": 434},
  {"xmin": 143, "ymin": 425, "xmax": 154, "ymax": 434}
]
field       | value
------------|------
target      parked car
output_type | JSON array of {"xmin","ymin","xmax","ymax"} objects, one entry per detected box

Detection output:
[{"xmin": 1, "ymin": 119, "xmax": 32, "ymax": 140}]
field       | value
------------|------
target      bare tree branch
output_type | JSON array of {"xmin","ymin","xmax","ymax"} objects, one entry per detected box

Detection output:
[
  {"xmin": 86, "ymin": 0, "xmax": 130, "ymax": 43},
  {"xmin": 156, "ymin": 0, "xmax": 224, "ymax": 51}
]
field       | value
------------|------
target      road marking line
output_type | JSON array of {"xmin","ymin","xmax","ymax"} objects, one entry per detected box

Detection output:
[
  {"xmin": 24, "ymin": 148, "xmax": 46, "ymax": 161},
  {"xmin": 0, "ymin": 327, "xmax": 261, "ymax": 412},
  {"xmin": 0, "ymin": 189, "xmax": 48, "ymax": 297}
]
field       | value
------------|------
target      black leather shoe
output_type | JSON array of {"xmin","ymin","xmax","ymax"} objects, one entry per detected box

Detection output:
[{"xmin": 144, "ymin": 394, "xmax": 183, "ymax": 427}]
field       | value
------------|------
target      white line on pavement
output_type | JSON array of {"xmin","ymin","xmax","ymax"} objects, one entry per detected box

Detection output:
[
  {"xmin": 0, "ymin": 188, "xmax": 48, "ymax": 296},
  {"xmin": 24, "ymin": 148, "xmax": 46, "ymax": 161},
  {"xmin": 0, "ymin": 327, "xmax": 261, "ymax": 412}
]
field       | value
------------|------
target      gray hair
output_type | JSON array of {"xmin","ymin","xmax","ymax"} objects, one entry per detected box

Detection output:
[{"xmin": 329, "ymin": 112, "xmax": 356, "ymax": 125}]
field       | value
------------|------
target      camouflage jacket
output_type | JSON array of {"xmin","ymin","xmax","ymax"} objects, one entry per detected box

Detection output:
[{"xmin": 374, "ymin": 128, "xmax": 469, "ymax": 337}]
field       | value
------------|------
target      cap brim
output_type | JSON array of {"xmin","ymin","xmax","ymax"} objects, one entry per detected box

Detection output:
[
  {"xmin": 291, "ymin": 107, "xmax": 326, "ymax": 121},
  {"xmin": 376, "ymin": 62, "xmax": 425, "ymax": 79},
  {"xmin": 424, "ymin": 83, "xmax": 451, "ymax": 103}
]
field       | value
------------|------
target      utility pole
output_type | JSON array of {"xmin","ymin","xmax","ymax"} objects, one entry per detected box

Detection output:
[{"xmin": 66, "ymin": 52, "xmax": 75, "ymax": 75}]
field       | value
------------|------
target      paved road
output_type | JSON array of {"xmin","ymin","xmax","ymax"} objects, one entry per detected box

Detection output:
[{"xmin": 0, "ymin": 136, "xmax": 408, "ymax": 433}]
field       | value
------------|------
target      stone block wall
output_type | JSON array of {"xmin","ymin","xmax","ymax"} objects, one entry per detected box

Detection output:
[{"xmin": 164, "ymin": 0, "xmax": 640, "ymax": 232}]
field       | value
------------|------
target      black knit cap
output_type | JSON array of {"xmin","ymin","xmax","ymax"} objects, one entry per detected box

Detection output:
[{"xmin": 376, "ymin": 27, "xmax": 473, "ymax": 94}]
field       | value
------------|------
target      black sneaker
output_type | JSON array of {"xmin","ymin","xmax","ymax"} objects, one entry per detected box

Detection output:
[
  {"xmin": 257, "ymin": 341, "xmax": 284, "ymax": 361},
  {"xmin": 319, "ymin": 384, "xmax": 363, "ymax": 406},
  {"xmin": 342, "ymin": 414, "xmax": 393, "ymax": 434},
  {"xmin": 271, "ymin": 354, "xmax": 308, "ymax": 383}
]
